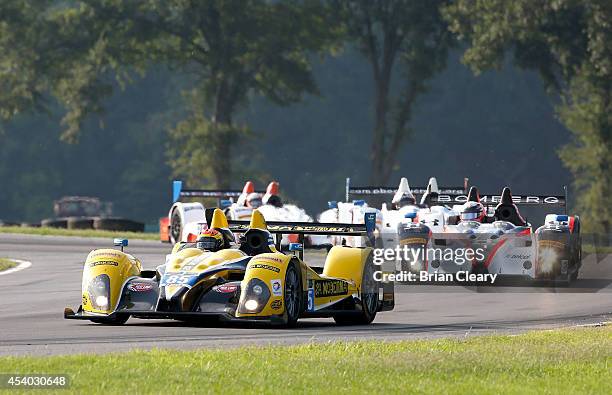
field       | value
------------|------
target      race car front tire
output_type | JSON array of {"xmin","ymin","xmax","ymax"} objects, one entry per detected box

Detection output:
[
  {"xmin": 333, "ymin": 256, "xmax": 379, "ymax": 325},
  {"xmin": 282, "ymin": 261, "xmax": 302, "ymax": 328},
  {"xmin": 170, "ymin": 209, "xmax": 182, "ymax": 244}
]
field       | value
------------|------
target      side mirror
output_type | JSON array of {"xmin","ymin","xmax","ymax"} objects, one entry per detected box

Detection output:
[
  {"xmin": 219, "ymin": 199, "xmax": 232, "ymax": 209},
  {"xmin": 113, "ymin": 238, "xmax": 128, "ymax": 252},
  {"xmin": 288, "ymin": 243, "xmax": 303, "ymax": 255}
]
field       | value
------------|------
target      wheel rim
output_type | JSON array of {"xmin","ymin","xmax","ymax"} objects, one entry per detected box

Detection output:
[
  {"xmin": 285, "ymin": 267, "xmax": 299, "ymax": 318},
  {"xmin": 362, "ymin": 262, "xmax": 378, "ymax": 314}
]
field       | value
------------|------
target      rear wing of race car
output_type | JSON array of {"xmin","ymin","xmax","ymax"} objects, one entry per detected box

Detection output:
[
  {"xmin": 172, "ymin": 180, "xmax": 264, "ymax": 203},
  {"xmin": 344, "ymin": 177, "xmax": 467, "ymax": 202},
  {"xmin": 432, "ymin": 186, "xmax": 568, "ymax": 215},
  {"xmin": 224, "ymin": 211, "xmax": 377, "ymax": 260}
]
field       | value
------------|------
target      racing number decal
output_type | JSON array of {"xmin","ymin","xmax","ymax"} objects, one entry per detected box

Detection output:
[
  {"xmin": 161, "ymin": 274, "xmax": 192, "ymax": 287},
  {"xmin": 307, "ymin": 289, "xmax": 315, "ymax": 312}
]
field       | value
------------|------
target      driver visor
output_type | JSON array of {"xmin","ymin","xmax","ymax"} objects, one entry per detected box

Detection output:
[
  {"xmin": 248, "ymin": 198, "xmax": 263, "ymax": 208},
  {"xmin": 197, "ymin": 238, "xmax": 219, "ymax": 250},
  {"xmin": 461, "ymin": 212, "xmax": 480, "ymax": 220}
]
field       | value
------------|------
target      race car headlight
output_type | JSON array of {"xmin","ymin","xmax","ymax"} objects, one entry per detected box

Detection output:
[
  {"xmin": 95, "ymin": 295, "xmax": 109, "ymax": 309},
  {"xmin": 88, "ymin": 274, "xmax": 111, "ymax": 311},
  {"xmin": 244, "ymin": 299, "xmax": 259, "ymax": 311},
  {"xmin": 238, "ymin": 279, "xmax": 270, "ymax": 314}
]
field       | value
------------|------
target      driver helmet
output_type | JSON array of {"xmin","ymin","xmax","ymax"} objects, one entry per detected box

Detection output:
[
  {"xmin": 246, "ymin": 192, "xmax": 263, "ymax": 208},
  {"xmin": 196, "ymin": 228, "xmax": 225, "ymax": 252},
  {"xmin": 460, "ymin": 201, "xmax": 485, "ymax": 222}
]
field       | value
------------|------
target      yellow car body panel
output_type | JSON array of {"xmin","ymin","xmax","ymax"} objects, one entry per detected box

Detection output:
[
  {"xmin": 81, "ymin": 249, "xmax": 141, "ymax": 314},
  {"xmin": 322, "ymin": 246, "xmax": 373, "ymax": 290},
  {"xmin": 236, "ymin": 253, "xmax": 292, "ymax": 318}
]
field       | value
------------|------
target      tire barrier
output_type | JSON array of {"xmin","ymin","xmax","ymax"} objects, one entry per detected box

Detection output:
[
  {"xmin": 93, "ymin": 218, "xmax": 145, "ymax": 233},
  {"xmin": 41, "ymin": 218, "xmax": 68, "ymax": 228},
  {"xmin": 67, "ymin": 217, "xmax": 94, "ymax": 230}
]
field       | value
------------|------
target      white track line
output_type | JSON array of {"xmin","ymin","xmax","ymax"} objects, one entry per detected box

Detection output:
[{"xmin": 0, "ymin": 259, "xmax": 32, "ymax": 276}]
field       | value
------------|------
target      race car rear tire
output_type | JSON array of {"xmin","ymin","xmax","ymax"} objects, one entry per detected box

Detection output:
[
  {"xmin": 282, "ymin": 261, "xmax": 302, "ymax": 328},
  {"xmin": 170, "ymin": 209, "xmax": 182, "ymax": 244},
  {"xmin": 90, "ymin": 313, "xmax": 129, "ymax": 325},
  {"xmin": 333, "ymin": 256, "xmax": 378, "ymax": 325}
]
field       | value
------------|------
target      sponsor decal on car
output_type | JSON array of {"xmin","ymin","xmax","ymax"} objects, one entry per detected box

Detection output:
[
  {"xmin": 127, "ymin": 282, "xmax": 154, "ymax": 292},
  {"xmin": 90, "ymin": 251, "xmax": 123, "ymax": 258},
  {"xmin": 271, "ymin": 279, "xmax": 282, "ymax": 296},
  {"xmin": 250, "ymin": 263, "xmax": 280, "ymax": 273},
  {"xmin": 88, "ymin": 260, "xmax": 119, "ymax": 267},
  {"xmin": 213, "ymin": 284, "xmax": 239, "ymax": 293},
  {"xmin": 313, "ymin": 279, "xmax": 348, "ymax": 297},
  {"xmin": 253, "ymin": 256, "xmax": 284, "ymax": 263},
  {"xmin": 270, "ymin": 299, "xmax": 282, "ymax": 310},
  {"xmin": 399, "ymin": 237, "xmax": 428, "ymax": 245}
]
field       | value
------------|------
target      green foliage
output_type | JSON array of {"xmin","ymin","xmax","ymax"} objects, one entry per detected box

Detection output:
[
  {"xmin": 167, "ymin": 93, "xmax": 252, "ymax": 189},
  {"xmin": 0, "ymin": 1, "xmax": 147, "ymax": 141},
  {"xmin": 335, "ymin": 0, "xmax": 453, "ymax": 182},
  {"xmin": 87, "ymin": 0, "xmax": 337, "ymax": 187},
  {"xmin": 444, "ymin": 0, "xmax": 612, "ymax": 232},
  {"xmin": 558, "ymin": 73, "xmax": 612, "ymax": 233}
]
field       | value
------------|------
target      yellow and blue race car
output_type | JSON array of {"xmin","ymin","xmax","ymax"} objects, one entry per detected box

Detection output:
[{"xmin": 65, "ymin": 209, "xmax": 394, "ymax": 327}]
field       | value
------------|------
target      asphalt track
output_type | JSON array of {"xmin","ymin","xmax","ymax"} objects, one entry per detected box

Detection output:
[{"xmin": 0, "ymin": 233, "xmax": 610, "ymax": 356}]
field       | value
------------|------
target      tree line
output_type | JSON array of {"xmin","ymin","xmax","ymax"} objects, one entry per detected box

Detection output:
[{"xmin": 0, "ymin": 1, "xmax": 609, "ymax": 233}]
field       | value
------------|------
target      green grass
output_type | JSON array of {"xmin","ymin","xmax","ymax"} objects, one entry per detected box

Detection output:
[
  {"xmin": 0, "ymin": 226, "xmax": 159, "ymax": 241},
  {"xmin": 0, "ymin": 326, "xmax": 610, "ymax": 394},
  {"xmin": 583, "ymin": 244, "xmax": 612, "ymax": 254},
  {"xmin": 0, "ymin": 258, "xmax": 17, "ymax": 272}
]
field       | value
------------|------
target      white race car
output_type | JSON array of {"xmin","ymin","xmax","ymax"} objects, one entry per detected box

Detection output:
[
  {"xmin": 318, "ymin": 177, "xmax": 466, "ymax": 248},
  {"xmin": 163, "ymin": 180, "xmax": 316, "ymax": 245},
  {"xmin": 397, "ymin": 185, "xmax": 581, "ymax": 284}
]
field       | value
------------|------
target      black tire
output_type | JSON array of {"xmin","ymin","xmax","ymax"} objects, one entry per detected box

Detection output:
[
  {"xmin": 93, "ymin": 218, "xmax": 144, "ymax": 232},
  {"xmin": 67, "ymin": 217, "xmax": 94, "ymax": 229},
  {"xmin": 41, "ymin": 218, "xmax": 68, "ymax": 228},
  {"xmin": 90, "ymin": 314, "xmax": 129, "ymax": 325},
  {"xmin": 333, "ymin": 255, "xmax": 379, "ymax": 325},
  {"xmin": 282, "ymin": 261, "xmax": 302, "ymax": 328},
  {"xmin": 170, "ymin": 210, "xmax": 182, "ymax": 244}
]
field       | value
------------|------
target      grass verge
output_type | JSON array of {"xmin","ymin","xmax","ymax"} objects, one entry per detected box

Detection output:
[
  {"xmin": 0, "ymin": 258, "xmax": 17, "ymax": 272},
  {"xmin": 0, "ymin": 326, "xmax": 610, "ymax": 394},
  {"xmin": 0, "ymin": 226, "xmax": 158, "ymax": 241},
  {"xmin": 583, "ymin": 244, "xmax": 612, "ymax": 254}
]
